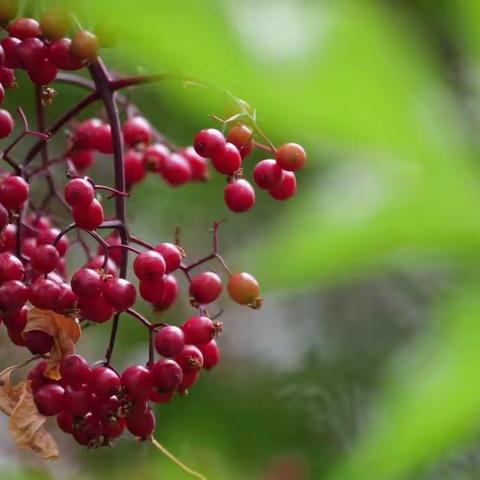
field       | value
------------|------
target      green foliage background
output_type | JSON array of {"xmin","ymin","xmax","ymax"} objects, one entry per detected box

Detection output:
[{"xmin": 4, "ymin": 0, "xmax": 480, "ymax": 479}]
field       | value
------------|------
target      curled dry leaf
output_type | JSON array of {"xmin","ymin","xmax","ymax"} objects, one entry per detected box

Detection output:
[
  {"xmin": 0, "ymin": 362, "xmax": 59, "ymax": 460},
  {"xmin": 25, "ymin": 308, "xmax": 81, "ymax": 380}
]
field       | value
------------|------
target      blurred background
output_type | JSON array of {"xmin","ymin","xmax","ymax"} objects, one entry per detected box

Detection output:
[{"xmin": 4, "ymin": 0, "xmax": 480, "ymax": 479}]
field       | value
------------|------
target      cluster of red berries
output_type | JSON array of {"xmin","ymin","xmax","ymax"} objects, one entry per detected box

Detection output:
[
  {"xmin": 0, "ymin": 4, "xmax": 304, "ymax": 460},
  {"xmin": 194, "ymin": 125, "xmax": 305, "ymax": 212}
]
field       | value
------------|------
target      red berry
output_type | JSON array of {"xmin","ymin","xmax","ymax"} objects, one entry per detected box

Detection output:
[
  {"xmin": 174, "ymin": 345, "xmax": 204, "ymax": 373},
  {"xmin": 194, "ymin": 128, "xmax": 225, "ymax": 158},
  {"xmin": 275, "ymin": 143, "xmax": 306, "ymax": 171},
  {"xmin": 9, "ymin": 17, "xmax": 41, "ymax": 39},
  {"xmin": 71, "ymin": 30, "xmax": 99, "ymax": 61},
  {"xmin": 224, "ymin": 179, "xmax": 255, "ymax": 213},
  {"xmin": 161, "ymin": 153, "xmax": 192, "ymax": 186},
  {"xmin": 0, "ymin": 252, "xmax": 23, "ymax": 282},
  {"xmin": 227, "ymin": 272, "xmax": 261, "ymax": 307},
  {"xmin": 34, "ymin": 384, "xmax": 64, "ymax": 416},
  {"xmin": 182, "ymin": 316, "xmax": 221, "ymax": 345},
  {"xmin": 37, "ymin": 227, "xmax": 69, "ymax": 256},
  {"xmin": 154, "ymin": 326, "xmax": 185, "ymax": 357},
  {"xmin": 69, "ymin": 149, "xmax": 95, "ymax": 170},
  {"xmin": 7, "ymin": 327, "xmax": 25, "ymax": 346},
  {"xmin": 211, "ymin": 142, "xmax": 242, "ymax": 174},
  {"xmin": 54, "ymin": 282, "xmax": 77, "ymax": 313},
  {"xmin": 124, "ymin": 150, "xmax": 146, "ymax": 187},
  {"xmin": 73, "ymin": 414, "xmax": 103, "ymax": 446},
  {"xmin": 0, "ymin": 175, "xmax": 29, "ymax": 209},
  {"xmin": 139, "ymin": 277, "xmax": 167, "ymax": 303},
  {"xmin": 126, "ymin": 407, "xmax": 155, "ymax": 439},
  {"xmin": 150, "ymin": 359, "xmax": 183, "ymax": 393},
  {"xmin": 74, "ymin": 118, "xmax": 102, "ymax": 149},
  {"xmin": 93, "ymin": 123, "xmax": 113, "ymax": 154},
  {"xmin": 154, "ymin": 243, "xmax": 182, "ymax": 273},
  {"xmin": 57, "ymin": 410, "xmax": 74, "ymax": 433},
  {"xmin": 103, "ymin": 417, "xmax": 126, "ymax": 439},
  {"xmin": 0, "ymin": 203, "xmax": 8, "ymax": 231},
  {"xmin": 63, "ymin": 386, "xmax": 91, "ymax": 416},
  {"xmin": 199, "ymin": 340, "xmax": 220, "ymax": 370},
  {"xmin": 133, "ymin": 251, "xmax": 166, "ymax": 282},
  {"xmin": 24, "ymin": 330, "xmax": 54, "ymax": 355},
  {"xmin": 78, "ymin": 295, "xmax": 113, "ymax": 323},
  {"xmin": 103, "ymin": 277, "xmax": 136, "ymax": 311},
  {"xmin": 179, "ymin": 146, "xmax": 209, "ymax": 181},
  {"xmin": 189, "ymin": 272, "xmax": 223, "ymax": 305},
  {"xmin": 71, "ymin": 268, "xmax": 103, "ymax": 297},
  {"xmin": 269, "ymin": 171, "xmax": 296, "ymax": 200},
  {"xmin": 89, "ymin": 367, "xmax": 120, "ymax": 398},
  {"xmin": 27, "ymin": 360, "xmax": 50, "ymax": 392},
  {"xmin": 227, "ymin": 124, "xmax": 254, "ymax": 158},
  {"xmin": 0, "ymin": 83, "xmax": 4, "ymax": 105},
  {"xmin": 30, "ymin": 278, "xmax": 62, "ymax": 310},
  {"xmin": 178, "ymin": 371, "xmax": 199, "ymax": 392},
  {"xmin": 84, "ymin": 255, "xmax": 118, "ymax": 276},
  {"xmin": 28, "ymin": 57, "xmax": 58, "ymax": 85},
  {"xmin": 48, "ymin": 38, "xmax": 83, "ymax": 70},
  {"xmin": 64, "ymin": 178, "xmax": 95, "ymax": 207},
  {"xmin": 0, "ymin": 109, "xmax": 14, "ymax": 139},
  {"xmin": 123, "ymin": 117, "xmax": 152, "ymax": 146},
  {"xmin": 16, "ymin": 37, "xmax": 45, "ymax": 71},
  {"xmin": 2, "ymin": 305, "xmax": 27, "ymax": 330},
  {"xmin": 40, "ymin": 8, "xmax": 71, "ymax": 40},
  {"xmin": 121, "ymin": 366, "xmax": 153, "ymax": 399},
  {"xmin": 0, "ymin": 68, "xmax": 15, "ymax": 88},
  {"xmin": 148, "ymin": 390, "xmax": 173, "ymax": 404},
  {"xmin": 1, "ymin": 37, "xmax": 21, "ymax": 69},
  {"xmin": 72, "ymin": 198, "xmax": 104, "ymax": 230},
  {"xmin": 143, "ymin": 143, "xmax": 170, "ymax": 173},
  {"xmin": 0, "ymin": 279, "xmax": 29, "ymax": 313},
  {"xmin": 153, "ymin": 275, "xmax": 179, "ymax": 310},
  {"xmin": 60, "ymin": 354, "xmax": 91, "ymax": 390},
  {"xmin": 253, "ymin": 159, "xmax": 285, "ymax": 190},
  {"xmin": 30, "ymin": 244, "xmax": 60, "ymax": 273}
]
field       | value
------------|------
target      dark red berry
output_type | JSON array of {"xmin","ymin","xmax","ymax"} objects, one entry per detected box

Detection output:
[
  {"xmin": 1, "ymin": 37, "xmax": 21, "ymax": 69},
  {"xmin": 0, "ymin": 279, "xmax": 29, "ymax": 313},
  {"xmin": 161, "ymin": 153, "xmax": 192, "ymax": 186},
  {"xmin": 54, "ymin": 282, "xmax": 77, "ymax": 313},
  {"xmin": 0, "ymin": 203, "xmax": 8, "ymax": 231},
  {"xmin": 72, "ymin": 268, "xmax": 103, "ymax": 297},
  {"xmin": 28, "ymin": 57, "xmax": 58, "ymax": 85},
  {"xmin": 275, "ymin": 143, "xmax": 306, "ymax": 171},
  {"xmin": 16, "ymin": 37, "xmax": 45, "ymax": 71},
  {"xmin": 74, "ymin": 118, "xmax": 102, "ymax": 149},
  {"xmin": 253, "ymin": 159, "xmax": 285, "ymax": 190},
  {"xmin": 30, "ymin": 244, "xmax": 60, "ymax": 273},
  {"xmin": 97, "ymin": 233, "xmax": 123, "ymax": 266},
  {"xmin": 174, "ymin": 345, "xmax": 204, "ymax": 373},
  {"xmin": 211, "ymin": 142, "xmax": 242, "ymax": 174},
  {"xmin": 194, "ymin": 128, "xmax": 225, "ymax": 158},
  {"xmin": 227, "ymin": 124, "xmax": 254, "ymax": 158},
  {"xmin": 0, "ymin": 109, "xmax": 14, "ymax": 139},
  {"xmin": 150, "ymin": 359, "xmax": 183, "ymax": 393},
  {"xmin": 224, "ymin": 179, "xmax": 255, "ymax": 213},
  {"xmin": 154, "ymin": 326, "xmax": 185, "ymax": 357},
  {"xmin": 7, "ymin": 327, "xmax": 25, "ymax": 346},
  {"xmin": 227, "ymin": 272, "xmax": 261, "ymax": 307},
  {"xmin": 78, "ymin": 295, "xmax": 114, "ymax": 324},
  {"xmin": 121, "ymin": 366, "xmax": 153, "ymax": 399},
  {"xmin": 37, "ymin": 227, "xmax": 69, "ymax": 256},
  {"xmin": 269, "ymin": 171, "xmax": 296, "ymax": 200},
  {"xmin": 64, "ymin": 178, "xmax": 95, "ymax": 207},
  {"xmin": 0, "ymin": 175, "xmax": 29, "ymax": 209},
  {"xmin": 63, "ymin": 386, "xmax": 91, "ymax": 416},
  {"xmin": 93, "ymin": 123, "xmax": 113, "ymax": 154},
  {"xmin": 60, "ymin": 354, "xmax": 91, "ymax": 390},
  {"xmin": 103, "ymin": 277, "xmax": 136, "ymax": 311},
  {"xmin": 89, "ymin": 367, "xmax": 120, "ymax": 398},
  {"xmin": 124, "ymin": 150, "xmax": 146, "ymax": 187},
  {"xmin": 133, "ymin": 251, "xmax": 166, "ymax": 282},
  {"xmin": 182, "ymin": 316, "xmax": 221, "ymax": 345},
  {"xmin": 72, "ymin": 198, "xmax": 104, "ymax": 230},
  {"xmin": 154, "ymin": 243, "xmax": 182, "ymax": 273},
  {"xmin": 126, "ymin": 407, "xmax": 155, "ymax": 439},
  {"xmin": 48, "ymin": 38, "xmax": 83, "ymax": 70},
  {"xmin": 153, "ymin": 275, "xmax": 179, "ymax": 310},
  {"xmin": 34, "ymin": 384, "xmax": 64, "ymax": 416},
  {"xmin": 30, "ymin": 278, "xmax": 62, "ymax": 310},
  {"xmin": 71, "ymin": 30, "xmax": 99, "ymax": 61},
  {"xmin": 2, "ymin": 305, "xmax": 27, "ymax": 330},
  {"xmin": 180, "ymin": 146, "xmax": 209, "ymax": 181},
  {"xmin": 143, "ymin": 143, "xmax": 170, "ymax": 173},
  {"xmin": 73, "ymin": 414, "xmax": 103, "ymax": 446},
  {"xmin": 103, "ymin": 417, "xmax": 126, "ymax": 439},
  {"xmin": 139, "ymin": 277, "xmax": 167, "ymax": 303},
  {"xmin": 0, "ymin": 252, "xmax": 23, "ymax": 282},
  {"xmin": 24, "ymin": 330, "xmax": 54, "ymax": 355},
  {"xmin": 57, "ymin": 410, "xmax": 74, "ymax": 434},
  {"xmin": 199, "ymin": 340, "xmax": 220, "ymax": 370},
  {"xmin": 0, "ymin": 68, "xmax": 15, "ymax": 88},
  {"xmin": 189, "ymin": 272, "xmax": 223, "ymax": 305},
  {"xmin": 9, "ymin": 18, "xmax": 41, "ymax": 39},
  {"xmin": 123, "ymin": 117, "xmax": 152, "ymax": 146}
]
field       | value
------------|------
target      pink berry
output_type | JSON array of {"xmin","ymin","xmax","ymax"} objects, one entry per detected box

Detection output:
[
  {"xmin": 179, "ymin": 147, "xmax": 208, "ymax": 181},
  {"xmin": 194, "ymin": 128, "xmax": 225, "ymax": 158},
  {"xmin": 154, "ymin": 243, "xmax": 182, "ymax": 273},
  {"xmin": 211, "ymin": 142, "xmax": 241, "ymax": 174},
  {"xmin": 224, "ymin": 179, "xmax": 255, "ymax": 213},
  {"xmin": 269, "ymin": 171, "xmax": 297, "ymax": 200},
  {"xmin": 199, "ymin": 340, "xmax": 221, "ymax": 370},
  {"xmin": 29, "ymin": 278, "xmax": 61, "ymax": 310},
  {"xmin": 103, "ymin": 277, "xmax": 136, "ymax": 311},
  {"xmin": 123, "ymin": 117, "xmax": 152, "ymax": 146},
  {"xmin": 154, "ymin": 326, "xmax": 185, "ymax": 357},
  {"xmin": 253, "ymin": 159, "xmax": 285, "ymax": 190},
  {"xmin": 189, "ymin": 271, "xmax": 223, "ymax": 305},
  {"xmin": 133, "ymin": 251, "xmax": 166, "ymax": 282},
  {"xmin": 174, "ymin": 345, "xmax": 204, "ymax": 373},
  {"xmin": 182, "ymin": 316, "xmax": 221, "ymax": 345}
]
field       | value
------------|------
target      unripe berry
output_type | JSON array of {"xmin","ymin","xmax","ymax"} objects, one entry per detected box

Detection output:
[
  {"xmin": 0, "ymin": 175, "xmax": 29, "ymax": 209},
  {"xmin": 72, "ymin": 198, "xmax": 104, "ymax": 230},
  {"xmin": 60, "ymin": 354, "xmax": 91, "ymax": 390},
  {"xmin": 0, "ymin": 0, "xmax": 19, "ymax": 23},
  {"xmin": 253, "ymin": 159, "xmax": 285, "ymax": 190},
  {"xmin": 0, "ymin": 109, "xmax": 14, "ymax": 138},
  {"xmin": 275, "ymin": 143, "xmax": 306, "ymax": 171},
  {"xmin": 64, "ymin": 178, "xmax": 95, "ymax": 207},
  {"xmin": 269, "ymin": 171, "xmax": 297, "ymax": 200},
  {"xmin": 133, "ymin": 251, "xmax": 166, "ymax": 281},
  {"xmin": 194, "ymin": 128, "xmax": 225, "ymax": 158},
  {"xmin": 189, "ymin": 271, "xmax": 223, "ymax": 305},
  {"xmin": 227, "ymin": 124, "xmax": 254, "ymax": 158},
  {"xmin": 34, "ymin": 384, "xmax": 64, "ymax": 416},
  {"xmin": 154, "ymin": 326, "xmax": 185, "ymax": 357},
  {"xmin": 40, "ymin": 8, "xmax": 71, "ymax": 40},
  {"xmin": 123, "ymin": 116, "xmax": 152, "ymax": 146},
  {"xmin": 30, "ymin": 244, "xmax": 60, "ymax": 274},
  {"xmin": 24, "ymin": 330, "xmax": 54, "ymax": 355},
  {"xmin": 227, "ymin": 272, "xmax": 262, "ymax": 308},
  {"xmin": 224, "ymin": 179, "xmax": 255, "ymax": 213},
  {"xmin": 71, "ymin": 30, "xmax": 99, "ymax": 61}
]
